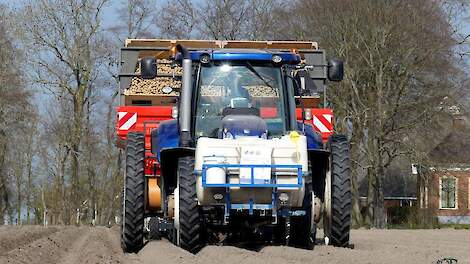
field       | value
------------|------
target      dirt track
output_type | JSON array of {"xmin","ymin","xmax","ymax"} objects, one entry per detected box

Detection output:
[{"xmin": 0, "ymin": 226, "xmax": 469, "ymax": 264}]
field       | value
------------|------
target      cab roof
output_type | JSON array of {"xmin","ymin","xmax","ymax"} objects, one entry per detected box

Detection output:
[{"xmin": 184, "ymin": 49, "xmax": 301, "ymax": 65}]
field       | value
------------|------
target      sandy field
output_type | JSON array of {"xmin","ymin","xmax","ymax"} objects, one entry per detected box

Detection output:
[{"xmin": 0, "ymin": 226, "xmax": 468, "ymax": 264}]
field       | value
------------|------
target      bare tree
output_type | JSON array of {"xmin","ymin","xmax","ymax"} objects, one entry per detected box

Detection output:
[
  {"xmin": 156, "ymin": 0, "xmax": 197, "ymax": 39},
  {"xmin": 244, "ymin": 0, "xmax": 283, "ymax": 40},
  {"xmin": 34, "ymin": 102, "xmax": 73, "ymax": 224},
  {"xmin": 25, "ymin": 119, "xmax": 37, "ymax": 224},
  {"xmin": 0, "ymin": 5, "xmax": 32, "ymax": 224},
  {"xmin": 109, "ymin": 0, "xmax": 157, "ymax": 42},
  {"xmin": 196, "ymin": 0, "xmax": 249, "ymax": 40},
  {"xmin": 155, "ymin": 0, "xmax": 286, "ymax": 40},
  {"xmin": 284, "ymin": 0, "xmax": 464, "ymax": 227},
  {"xmin": 20, "ymin": 0, "xmax": 108, "ymax": 221}
]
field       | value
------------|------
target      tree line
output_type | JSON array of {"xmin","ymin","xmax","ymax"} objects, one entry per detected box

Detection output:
[{"xmin": 0, "ymin": 0, "xmax": 468, "ymax": 227}]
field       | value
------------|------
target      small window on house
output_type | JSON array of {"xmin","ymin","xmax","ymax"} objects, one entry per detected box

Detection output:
[{"xmin": 440, "ymin": 177, "xmax": 457, "ymax": 209}]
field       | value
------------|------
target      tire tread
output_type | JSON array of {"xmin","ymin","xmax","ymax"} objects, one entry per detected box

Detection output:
[
  {"xmin": 329, "ymin": 135, "xmax": 351, "ymax": 247},
  {"xmin": 178, "ymin": 156, "xmax": 201, "ymax": 253},
  {"xmin": 121, "ymin": 132, "xmax": 145, "ymax": 253}
]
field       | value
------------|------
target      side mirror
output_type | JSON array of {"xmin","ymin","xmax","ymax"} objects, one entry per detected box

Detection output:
[
  {"xmin": 141, "ymin": 57, "xmax": 157, "ymax": 79},
  {"xmin": 328, "ymin": 58, "xmax": 344, "ymax": 82}
]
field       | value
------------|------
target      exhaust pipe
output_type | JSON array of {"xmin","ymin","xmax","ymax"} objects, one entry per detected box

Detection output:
[{"xmin": 177, "ymin": 44, "xmax": 192, "ymax": 147}]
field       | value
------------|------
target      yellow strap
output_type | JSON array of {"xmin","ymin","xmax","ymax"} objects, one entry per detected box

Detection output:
[{"xmin": 289, "ymin": 131, "xmax": 301, "ymax": 162}]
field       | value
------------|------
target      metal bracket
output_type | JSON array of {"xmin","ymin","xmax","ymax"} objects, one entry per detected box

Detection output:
[
  {"xmin": 285, "ymin": 215, "xmax": 291, "ymax": 245},
  {"xmin": 224, "ymin": 188, "xmax": 231, "ymax": 224},
  {"xmin": 304, "ymin": 51, "xmax": 326, "ymax": 94},
  {"xmin": 272, "ymin": 190, "xmax": 278, "ymax": 224},
  {"xmin": 144, "ymin": 217, "xmax": 150, "ymax": 233}
]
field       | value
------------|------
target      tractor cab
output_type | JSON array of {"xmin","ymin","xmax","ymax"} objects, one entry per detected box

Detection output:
[{"xmin": 192, "ymin": 51, "xmax": 298, "ymax": 140}]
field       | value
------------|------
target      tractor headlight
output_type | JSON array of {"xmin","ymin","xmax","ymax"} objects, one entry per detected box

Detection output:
[
  {"xmin": 200, "ymin": 53, "xmax": 211, "ymax": 64},
  {"xmin": 272, "ymin": 55, "xmax": 282, "ymax": 63},
  {"xmin": 279, "ymin": 192, "xmax": 289, "ymax": 203}
]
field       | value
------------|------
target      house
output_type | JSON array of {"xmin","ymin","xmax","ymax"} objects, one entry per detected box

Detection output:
[{"xmin": 419, "ymin": 116, "xmax": 470, "ymax": 224}]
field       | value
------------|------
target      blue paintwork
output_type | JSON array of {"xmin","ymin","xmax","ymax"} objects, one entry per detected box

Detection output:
[
  {"xmin": 176, "ymin": 50, "xmax": 301, "ymax": 64},
  {"xmin": 200, "ymin": 163, "xmax": 303, "ymax": 188},
  {"xmin": 155, "ymin": 119, "xmax": 179, "ymax": 161},
  {"xmin": 222, "ymin": 115, "xmax": 267, "ymax": 138},
  {"xmin": 298, "ymin": 121, "xmax": 323, "ymax": 149}
]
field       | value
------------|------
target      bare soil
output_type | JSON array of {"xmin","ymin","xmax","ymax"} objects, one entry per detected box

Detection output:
[{"xmin": 0, "ymin": 226, "xmax": 469, "ymax": 264}]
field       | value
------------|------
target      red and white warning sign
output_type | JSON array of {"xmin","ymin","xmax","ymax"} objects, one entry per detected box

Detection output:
[
  {"xmin": 118, "ymin": 112, "xmax": 137, "ymax": 130},
  {"xmin": 312, "ymin": 113, "xmax": 333, "ymax": 133}
]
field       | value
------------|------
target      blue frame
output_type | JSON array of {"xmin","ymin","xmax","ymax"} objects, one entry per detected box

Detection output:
[
  {"xmin": 199, "ymin": 163, "xmax": 303, "ymax": 219},
  {"xmin": 200, "ymin": 163, "xmax": 303, "ymax": 188}
]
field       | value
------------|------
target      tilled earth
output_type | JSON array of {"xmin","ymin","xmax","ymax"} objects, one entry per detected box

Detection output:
[{"xmin": 0, "ymin": 226, "xmax": 469, "ymax": 264}]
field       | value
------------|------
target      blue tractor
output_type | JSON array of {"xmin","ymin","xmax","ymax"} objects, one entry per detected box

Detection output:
[{"xmin": 119, "ymin": 40, "xmax": 351, "ymax": 253}]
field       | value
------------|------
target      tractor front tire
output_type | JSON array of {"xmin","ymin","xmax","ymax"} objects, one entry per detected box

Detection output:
[
  {"xmin": 121, "ymin": 132, "xmax": 145, "ymax": 253},
  {"xmin": 324, "ymin": 135, "xmax": 351, "ymax": 247},
  {"xmin": 177, "ymin": 156, "xmax": 202, "ymax": 253}
]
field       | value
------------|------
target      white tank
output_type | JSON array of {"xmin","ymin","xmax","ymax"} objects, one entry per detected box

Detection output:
[
  {"xmin": 203, "ymin": 156, "xmax": 226, "ymax": 184},
  {"xmin": 194, "ymin": 134, "xmax": 308, "ymax": 207}
]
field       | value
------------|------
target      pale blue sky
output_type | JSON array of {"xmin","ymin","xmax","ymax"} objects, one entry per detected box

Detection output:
[{"xmin": 2, "ymin": 1, "xmax": 470, "ymax": 41}]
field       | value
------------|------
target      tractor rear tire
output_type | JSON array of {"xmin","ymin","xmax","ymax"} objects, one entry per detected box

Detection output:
[
  {"xmin": 323, "ymin": 134, "xmax": 351, "ymax": 247},
  {"xmin": 177, "ymin": 156, "xmax": 202, "ymax": 253},
  {"xmin": 121, "ymin": 132, "xmax": 146, "ymax": 253}
]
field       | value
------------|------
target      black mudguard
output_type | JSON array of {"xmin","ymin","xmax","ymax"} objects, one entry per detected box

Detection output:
[
  {"xmin": 308, "ymin": 149, "xmax": 330, "ymax": 201},
  {"xmin": 159, "ymin": 147, "xmax": 195, "ymax": 194}
]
